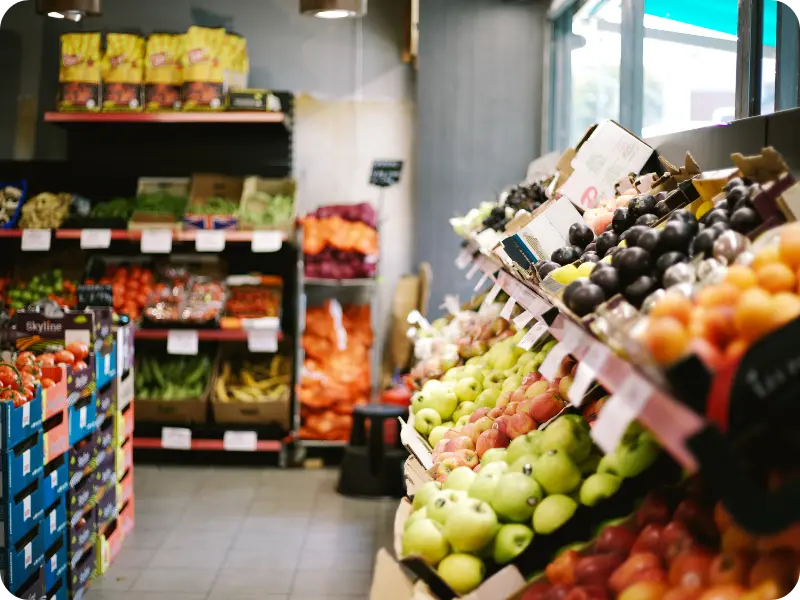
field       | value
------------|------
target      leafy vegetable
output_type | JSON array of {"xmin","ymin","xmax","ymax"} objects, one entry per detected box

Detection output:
[
  {"xmin": 186, "ymin": 196, "xmax": 238, "ymax": 215},
  {"xmin": 135, "ymin": 192, "xmax": 188, "ymax": 217},
  {"xmin": 135, "ymin": 355, "xmax": 210, "ymax": 400},
  {"xmin": 90, "ymin": 197, "xmax": 135, "ymax": 219},
  {"xmin": 238, "ymin": 192, "xmax": 293, "ymax": 226}
]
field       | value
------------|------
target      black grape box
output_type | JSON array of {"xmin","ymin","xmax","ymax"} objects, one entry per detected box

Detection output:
[
  {"xmin": 68, "ymin": 541, "xmax": 95, "ymax": 598},
  {"xmin": 68, "ymin": 395, "xmax": 97, "ymax": 447},
  {"xmin": 68, "ymin": 435, "xmax": 97, "ymax": 487}
]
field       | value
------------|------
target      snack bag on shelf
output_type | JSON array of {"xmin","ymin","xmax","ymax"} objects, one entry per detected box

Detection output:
[
  {"xmin": 58, "ymin": 32, "xmax": 102, "ymax": 112},
  {"xmin": 182, "ymin": 26, "xmax": 226, "ymax": 111},
  {"xmin": 144, "ymin": 33, "xmax": 183, "ymax": 111},
  {"xmin": 220, "ymin": 32, "xmax": 249, "ymax": 91},
  {"xmin": 101, "ymin": 33, "xmax": 145, "ymax": 112}
]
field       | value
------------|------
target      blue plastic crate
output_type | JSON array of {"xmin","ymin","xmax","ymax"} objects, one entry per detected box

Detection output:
[
  {"xmin": 95, "ymin": 345, "xmax": 117, "ymax": 391},
  {"xmin": 46, "ymin": 568, "xmax": 67, "ymax": 600},
  {"xmin": 0, "ymin": 522, "xmax": 43, "ymax": 593},
  {"xmin": 43, "ymin": 456, "xmax": 68, "ymax": 509},
  {"xmin": 68, "ymin": 396, "xmax": 96, "ymax": 447},
  {"xmin": 0, "ymin": 180, "xmax": 27, "ymax": 230}
]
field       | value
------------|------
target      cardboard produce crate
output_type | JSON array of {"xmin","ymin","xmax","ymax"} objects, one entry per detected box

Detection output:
[
  {"xmin": 238, "ymin": 177, "xmax": 296, "ymax": 235},
  {"xmin": 184, "ymin": 174, "xmax": 243, "ymax": 230}
]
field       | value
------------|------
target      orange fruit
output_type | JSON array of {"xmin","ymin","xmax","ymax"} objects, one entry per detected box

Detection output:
[
  {"xmin": 725, "ymin": 265, "xmax": 758, "ymax": 290},
  {"xmin": 734, "ymin": 288, "xmax": 776, "ymax": 342},
  {"xmin": 770, "ymin": 292, "xmax": 800, "ymax": 327},
  {"xmin": 753, "ymin": 245, "xmax": 782, "ymax": 271},
  {"xmin": 650, "ymin": 293, "xmax": 694, "ymax": 326},
  {"xmin": 645, "ymin": 317, "xmax": 691, "ymax": 366},
  {"xmin": 697, "ymin": 308, "xmax": 737, "ymax": 348},
  {"xmin": 779, "ymin": 225, "xmax": 800, "ymax": 268},
  {"xmin": 755, "ymin": 262, "xmax": 796, "ymax": 294},
  {"xmin": 748, "ymin": 549, "xmax": 799, "ymax": 596},
  {"xmin": 697, "ymin": 283, "xmax": 742, "ymax": 308}
]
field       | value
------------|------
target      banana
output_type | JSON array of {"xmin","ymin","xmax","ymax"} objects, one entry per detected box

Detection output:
[
  {"xmin": 241, "ymin": 370, "xmax": 259, "ymax": 387},
  {"xmin": 230, "ymin": 388, "xmax": 258, "ymax": 402},
  {"xmin": 215, "ymin": 375, "xmax": 230, "ymax": 402}
]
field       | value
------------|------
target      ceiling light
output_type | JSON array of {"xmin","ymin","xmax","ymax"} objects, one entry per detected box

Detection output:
[
  {"xmin": 300, "ymin": 0, "xmax": 366, "ymax": 18},
  {"xmin": 36, "ymin": 0, "xmax": 101, "ymax": 20}
]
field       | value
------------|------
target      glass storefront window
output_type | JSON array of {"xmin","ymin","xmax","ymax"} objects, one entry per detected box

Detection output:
[
  {"xmin": 761, "ymin": 0, "xmax": 778, "ymax": 115},
  {"xmin": 570, "ymin": 0, "xmax": 622, "ymax": 144},
  {"xmin": 641, "ymin": 0, "xmax": 740, "ymax": 137}
]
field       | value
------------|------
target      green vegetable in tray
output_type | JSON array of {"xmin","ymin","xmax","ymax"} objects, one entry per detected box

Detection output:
[
  {"xmin": 186, "ymin": 196, "xmax": 238, "ymax": 215},
  {"xmin": 90, "ymin": 197, "xmax": 136, "ymax": 219},
  {"xmin": 135, "ymin": 355, "xmax": 211, "ymax": 400},
  {"xmin": 238, "ymin": 192, "xmax": 293, "ymax": 226},
  {"xmin": 135, "ymin": 192, "xmax": 189, "ymax": 217}
]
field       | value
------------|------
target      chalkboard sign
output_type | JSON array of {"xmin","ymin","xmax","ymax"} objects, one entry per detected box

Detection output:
[
  {"xmin": 370, "ymin": 160, "xmax": 403, "ymax": 188},
  {"xmin": 77, "ymin": 284, "xmax": 113, "ymax": 309}
]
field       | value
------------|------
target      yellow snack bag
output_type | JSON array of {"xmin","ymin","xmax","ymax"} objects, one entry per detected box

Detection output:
[
  {"xmin": 182, "ymin": 26, "xmax": 226, "ymax": 111},
  {"xmin": 102, "ymin": 33, "xmax": 144, "ymax": 112},
  {"xmin": 220, "ymin": 33, "xmax": 249, "ymax": 91},
  {"xmin": 58, "ymin": 32, "xmax": 102, "ymax": 112},
  {"xmin": 144, "ymin": 33, "xmax": 184, "ymax": 111}
]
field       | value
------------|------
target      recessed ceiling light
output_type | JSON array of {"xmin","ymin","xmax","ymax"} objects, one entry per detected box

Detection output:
[
  {"xmin": 314, "ymin": 9, "xmax": 355, "ymax": 19},
  {"xmin": 36, "ymin": 0, "xmax": 101, "ymax": 20},
  {"xmin": 300, "ymin": 0, "xmax": 366, "ymax": 19}
]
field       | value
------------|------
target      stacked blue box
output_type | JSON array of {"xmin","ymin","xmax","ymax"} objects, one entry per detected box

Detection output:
[{"xmin": 0, "ymin": 394, "xmax": 45, "ymax": 596}]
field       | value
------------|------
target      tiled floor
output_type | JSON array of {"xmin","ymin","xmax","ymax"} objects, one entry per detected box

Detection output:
[{"xmin": 87, "ymin": 465, "xmax": 396, "ymax": 600}]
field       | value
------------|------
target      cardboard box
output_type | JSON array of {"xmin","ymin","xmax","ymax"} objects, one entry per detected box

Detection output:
[
  {"xmin": 44, "ymin": 533, "xmax": 67, "ymax": 595},
  {"xmin": 118, "ymin": 496, "xmax": 135, "ymax": 539},
  {"xmin": 116, "ymin": 323, "xmax": 135, "ymax": 376},
  {"xmin": 115, "ymin": 403, "xmax": 134, "ymax": 448},
  {"xmin": 42, "ymin": 365, "xmax": 69, "ymax": 420},
  {"xmin": 135, "ymin": 393, "xmax": 208, "ymax": 424},
  {"xmin": 95, "ymin": 382, "xmax": 115, "ymax": 423},
  {"xmin": 96, "ymin": 516, "xmax": 123, "ymax": 576},
  {"xmin": 0, "ymin": 387, "xmax": 42, "ymax": 451},
  {"xmin": 116, "ymin": 470, "xmax": 133, "ymax": 511},
  {"xmin": 238, "ymin": 177, "xmax": 296, "ymax": 234},
  {"xmin": 3, "ymin": 432, "xmax": 44, "ymax": 497},
  {"xmin": 43, "ymin": 456, "xmax": 68, "ymax": 509},
  {"xmin": 68, "ymin": 434, "xmax": 97, "ymax": 487},
  {"xmin": 184, "ymin": 174, "xmax": 243, "ymax": 230},
  {"xmin": 67, "ymin": 509, "xmax": 95, "ymax": 567},
  {"xmin": 68, "ymin": 396, "xmax": 96, "ymax": 447},
  {"xmin": 115, "ymin": 439, "xmax": 133, "ymax": 480},
  {"xmin": 69, "ymin": 540, "xmax": 95, "ymax": 595},
  {"xmin": 131, "ymin": 177, "xmax": 189, "ymax": 231},
  {"xmin": 227, "ymin": 88, "xmax": 282, "ymax": 112},
  {"xmin": 96, "ymin": 485, "xmax": 117, "ymax": 532},
  {"xmin": 505, "ymin": 196, "xmax": 586, "ymax": 267},
  {"xmin": 2, "ymin": 477, "xmax": 44, "ymax": 547},
  {"xmin": 43, "ymin": 493, "xmax": 66, "ymax": 552},
  {"xmin": 116, "ymin": 368, "xmax": 134, "ymax": 413},
  {"xmin": 46, "ymin": 571, "xmax": 67, "ymax": 600},
  {"xmin": 93, "ymin": 449, "xmax": 116, "ymax": 491},
  {"xmin": 67, "ymin": 475, "xmax": 93, "ymax": 524},
  {"xmin": 43, "ymin": 409, "xmax": 69, "ymax": 466},
  {"xmin": 0, "ymin": 523, "xmax": 43, "ymax": 593}
]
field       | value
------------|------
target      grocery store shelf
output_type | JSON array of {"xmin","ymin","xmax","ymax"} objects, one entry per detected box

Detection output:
[
  {"xmin": 134, "ymin": 436, "xmax": 283, "ymax": 452},
  {"xmin": 304, "ymin": 278, "xmax": 377, "ymax": 287},
  {"xmin": 298, "ymin": 439, "xmax": 348, "ymax": 447},
  {"xmin": 0, "ymin": 229, "xmax": 290, "ymax": 242},
  {"xmin": 44, "ymin": 111, "xmax": 287, "ymax": 124},
  {"xmin": 134, "ymin": 328, "xmax": 284, "ymax": 342}
]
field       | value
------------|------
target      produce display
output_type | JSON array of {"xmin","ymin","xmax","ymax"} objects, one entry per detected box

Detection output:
[
  {"xmin": 89, "ymin": 197, "xmax": 136, "ymax": 220},
  {"xmin": 186, "ymin": 197, "xmax": 238, "ymax": 215},
  {"xmin": 299, "ymin": 300, "xmax": 372, "ymax": 440},
  {"xmin": 0, "ymin": 352, "xmax": 47, "ymax": 407},
  {"xmin": 134, "ymin": 189, "xmax": 189, "ymax": 218},
  {"xmin": 0, "ymin": 185, "xmax": 23, "ymax": 227},
  {"xmin": 135, "ymin": 355, "xmax": 211, "ymax": 400},
  {"xmin": 224, "ymin": 278, "xmax": 282, "ymax": 320},
  {"xmin": 3, "ymin": 269, "xmax": 77, "ymax": 313},
  {"xmin": 238, "ymin": 191, "xmax": 294, "ymax": 227},
  {"xmin": 215, "ymin": 354, "xmax": 290, "ymax": 403},
  {"xmin": 303, "ymin": 203, "xmax": 379, "ymax": 280},
  {"xmin": 89, "ymin": 263, "xmax": 155, "ymax": 320},
  {"xmin": 19, "ymin": 192, "xmax": 71, "ymax": 229},
  {"xmin": 143, "ymin": 276, "xmax": 225, "ymax": 326}
]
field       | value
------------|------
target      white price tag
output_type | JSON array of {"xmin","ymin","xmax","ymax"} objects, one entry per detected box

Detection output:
[
  {"xmin": 465, "ymin": 263, "xmax": 480, "ymax": 280},
  {"xmin": 195, "ymin": 230, "xmax": 226, "ymax": 252},
  {"xmin": 21, "ymin": 402, "xmax": 29, "ymax": 428},
  {"xmin": 568, "ymin": 362, "xmax": 596, "ymax": 407},
  {"xmin": 455, "ymin": 249, "xmax": 472, "ymax": 270},
  {"xmin": 51, "ymin": 554, "xmax": 57, "ymax": 572},
  {"xmin": 513, "ymin": 311, "xmax": 534, "ymax": 330},
  {"xmin": 50, "ymin": 508, "xmax": 56, "ymax": 532},
  {"xmin": 561, "ymin": 322, "xmax": 589, "ymax": 354},
  {"xmin": 23, "ymin": 495, "xmax": 31, "ymax": 521},
  {"xmin": 223, "ymin": 431, "xmax": 258, "ymax": 452},
  {"xmin": 104, "ymin": 352, "xmax": 111, "ymax": 373},
  {"xmin": 473, "ymin": 272, "xmax": 491, "ymax": 292},
  {"xmin": 591, "ymin": 376, "xmax": 653, "ymax": 454},
  {"xmin": 539, "ymin": 342, "xmax": 570, "ymax": 381},
  {"xmin": 247, "ymin": 329, "xmax": 278, "ymax": 353},
  {"xmin": 80, "ymin": 229, "xmax": 112, "ymax": 249},
  {"xmin": 79, "ymin": 406, "xmax": 87, "ymax": 428},
  {"xmin": 518, "ymin": 322, "xmax": 548, "ymax": 351},
  {"xmin": 500, "ymin": 297, "xmax": 516, "ymax": 321},
  {"xmin": 24, "ymin": 543, "xmax": 32, "ymax": 568},
  {"xmin": 583, "ymin": 343, "xmax": 611, "ymax": 372},
  {"xmin": 167, "ymin": 330, "xmax": 199, "ymax": 356},
  {"xmin": 21, "ymin": 229, "xmax": 51, "ymax": 251},
  {"xmin": 251, "ymin": 230, "xmax": 283, "ymax": 253},
  {"xmin": 161, "ymin": 427, "xmax": 192, "ymax": 450},
  {"xmin": 140, "ymin": 229, "xmax": 173, "ymax": 254},
  {"xmin": 50, "ymin": 470, "xmax": 58, "ymax": 487},
  {"xmin": 480, "ymin": 283, "xmax": 502, "ymax": 311},
  {"xmin": 22, "ymin": 449, "xmax": 30, "ymax": 476}
]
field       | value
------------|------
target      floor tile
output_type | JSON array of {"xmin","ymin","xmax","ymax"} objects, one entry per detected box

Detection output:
[
  {"xmin": 89, "ymin": 567, "xmax": 142, "ymax": 591},
  {"xmin": 147, "ymin": 545, "xmax": 230, "ymax": 569},
  {"xmin": 110, "ymin": 547, "xmax": 156, "ymax": 569},
  {"xmin": 131, "ymin": 568, "xmax": 219, "ymax": 593},
  {"xmin": 290, "ymin": 570, "xmax": 372, "ymax": 596},
  {"xmin": 207, "ymin": 568, "xmax": 295, "ymax": 597},
  {"xmin": 297, "ymin": 550, "xmax": 374, "ymax": 571},
  {"xmin": 222, "ymin": 546, "xmax": 303, "ymax": 570}
]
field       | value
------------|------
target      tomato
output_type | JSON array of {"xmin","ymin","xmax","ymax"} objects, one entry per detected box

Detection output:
[
  {"xmin": 38, "ymin": 353, "xmax": 55, "ymax": 367},
  {"xmin": 15, "ymin": 352, "xmax": 36, "ymax": 368},
  {"xmin": 66, "ymin": 341, "xmax": 89, "ymax": 361},
  {"xmin": 140, "ymin": 270, "xmax": 153, "ymax": 284},
  {"xmin": 0, "ymin": 365, "xmax": 19, "ymax": 390},
  {"xmin": 122, "ymin": 302, "xmax": 138, "ymax": 317},
  {"xmin": 126, "ymin": 280, "xmax": 140, "ymax": 292},
  {"xmin": 112, "ymin": 284, "xmax": 125, "ymax": 297},
  {"xmin": 0, "ymin": 389, "xmax": 25, "ymax": 407},
  {"xmin": 20, "ymin": 364, "xmax": 41, "ymax": 379},
  {"xmin": 136, "ymin": 293, "xmax": 148, "ymax": 306},
  {"xmin": 40, "ymin": 378, "xmax": 55, "ymax": 389},
  {"xmin": 73, "ymin": 360, "xmax": 88, "ymax": 371},
  {"xmin": 54, "ymin": 350, "xmax": 75, "ymax": 366},
  {"xmin": 99, "ymin": 277, "xmax": 113, "ymax": 285}
]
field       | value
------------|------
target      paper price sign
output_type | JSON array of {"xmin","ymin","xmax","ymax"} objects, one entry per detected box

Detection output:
[
  {"xmin": 167, "ymin": 330, "xmax": 199, "ymax": 356},
  {"xmin": 517, "ymin": 322, "xmax": 548, "ymax": 351},
  {"xmin": 21, "ymin": 229, "xmax": 51, "ymax": 251},
  {"xmin": 141, "ymin": 229, "xmax": 173, "ymax": 254},
  {"xmin": 223, "ymin": 431, "xmax": 258, "ymax": 452},
  {"xmin": 590, "ymin": 375, "xmax": 654, "ymax": 454},
  {"xmin": 465, "ymin": 263, "xmax": 480, "ymax": 280},
  {"xmin": 195, "ymin": 230, "xmax": 226, "ymax": 252},
  {"xmin": 455, "ymin": 249, "xmax": 472, "ymax": 270},
  {"xmin": 23, "ymin": 495, "xmax": 31, "ymax": 521},
  {"xmin": 252, "ymin": 230, "xmax": 282, "ymax": 253},
  {"xmin": 247, "ymin": 329, "xmax": 278, "ymax": 353},
  {"xmin": 80, "ymin": 229, "xmax": 112, "ymax": 249},
  {"xmin": 23, "ymin": 449, "xmax": 30, "ymax": 476},
  {"xmin": 513, "ymin": 311, "xmax": 534, "ymax": 330},
  {"xmin": 24, "ymin": 543, "xmax": 32, "ymax": 568},
  {"xmin": 480, "ymin": 283, "xmax": 502, "ymax": 311},
  {"xmin": 473, "ymin": 272, "xmax": 491, "ymax": 292},
  {"xmin": 22, "ymin": 402, "xmax": 29, "ymax": 427},
  {"xmin": 568, "ymin": 361, "xmax": 596, "ymax": 407},
  {"xmin": 500, "ymin": 297, "xmax": 516, "ymax": 321},
  {"xmin": 162, "ymin": 427, "xmax": 192, "ymax": 450}
]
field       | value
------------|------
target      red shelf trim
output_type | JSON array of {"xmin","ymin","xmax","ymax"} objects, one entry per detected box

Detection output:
[
  {"xmin": 133, "ymin": 437, "xmax": 282, "ymax": 452},
  {"xmin": 44, "ymin": 111, "xmax": 286, "ymax": 124}
]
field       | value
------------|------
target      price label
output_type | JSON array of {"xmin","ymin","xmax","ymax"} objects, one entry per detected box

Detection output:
[
  {"xmin": 24, "ymin": 543, "xmax": 32, "ymax": 568},
  {"xmin": 561, "ymin": 321, "xmax": 590, "ymax": 355},
  {"xmin": 23, "ymin": 495, "xmax": 31, "ymax": 521},
  {"xmin": 465, "ymin": 263, "xmax": 480, "ymax": 280},
  {"xmin": 162, "ymin": 427, "xmax": 192, "ymax": 450},
  {"xmin": 50, "ymin": 469, "xmax": 58, "ymax": 488},
  {"xmin": 79, "ymin": 406, "xmax": 87, "ymax": 428},
  {"xmin": 21, "ymin": 229, "xmax": 51, "ymax": 251},
  {"xmin": 104, "ymin": 352, "xmax": 111, "ymax": 374},
  {"xmin": 251, "ymin": 231, "xmax": 283, "ymax": 253},
  {"xmin": 518, "ymin": 322, "xmax": 548, "ymax": 351},
  {"xmin": 591, "ymin": 376, "xmax": 654, "ymax": 454},
  {"xmin": 539, "ymin": 342, "xmax": 570, "ymax": 381},
  {"xmin": 500, "ymin": 297, "xmax": 516, "ymax": 321},
  {"xmin": 513, "ymin": 311, "xmax": 534, "ymax": 330},
  {"xmin": 50, "ymin": 508, "xmax": 56, "ymax": 532},
  {"xmin": 141, "ymin": 229, "xmax": 173, "ymax": 254},
  {"xmin": 583, "ymin": 343, "xmax": 611, "ymax": 372},
  {"xmin": 247, "ymin": 329, "xmax": 278, "ymax": 353},
  {"xmin": 223, "ymin": 431, "xmax": 258, "ymax": 452},
  {"xmin": 21, "ymin": 402, "xmax": 29, "ymax": 427},
  {"xmin": 481, "ymin": 283, "xmax": 503, "ymax": 311},
  {"xmin": 167, "ymin": 330, "xmax": 199, "ymax": 356},
  {"xmin": 22, "ymin": 449, "xmax": 30, "ymax": 476},
  {"xmin": 195, "ymin": 230, "xmax": 226, "ymax": 252},
  {"xmin": 568, "ymin": 362, "xmax": 596, "ymax": 407},
  {"xmin": 51, "ymin": 554, "xmax": 57, "ymax": 572},
  {"xmin": 80, "ymin": 229, "xmax": 112, "ymax": 249},
  {"xmin": 455, "ymin": 249, "xmax": 472, "ymax": 270},
  {"xmin": 473, "ymin": 272, "xmax": 491, "ymax": 292}
]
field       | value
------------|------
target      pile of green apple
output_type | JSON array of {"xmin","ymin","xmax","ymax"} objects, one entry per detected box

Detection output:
[{"xmin": 401, "ymin": 417, "xmax": 661, "ymax": 595}]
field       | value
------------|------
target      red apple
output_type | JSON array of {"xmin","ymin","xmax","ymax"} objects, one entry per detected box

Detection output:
[
  {"xmin": 453, "ymin": 448, "xmax": 480, "ymax": 469},
  {"xmin": 444, "ymin": 435, "xmax": 475, "ymax": 453},
  {"xmin": 493, "ymin": 415, "xmax": 511, "ymax": 436},
  {"xmin": 565, "ymin": 587, "xmax": 610, "ymax": 600},
  {"xmin": 510, "ymin": 387, "xmax": 528, "ymax": 404},
  {"xmin": 496, "ymin": 391, "xmax": 512, "ymax": 408},
  {"xmin": 431, "ymin": 439, "xmax": 449, "ymax": 462},
  {"xmin": 609, "ymin": 553, "xmax": 663, "ymax": 594},
  {"xmin": 473, "ymin": 463, "xmax": 482, "ymax": 473},
  {"xmin": 632, "ymin": 524, "xmax": 665, "ymax": 556},
  {"xmin": 668, "ymin": 550, "xmax": 713, "ymax": 589},
  {"xmin": 596, "ymin": 525, "xmax": 638, "ymax": 556},
  {"xmin": 546, "ymin": 549, "xmax": 579, "ymax": 586},
  {"xmin": 661, "ymin": 521, "xmax": 698, "ymax": 563},
  {"xmin": 475, "ymin": 429, "xmax": 510, "ymax": 457},
  {"xmin": 488, "ymin": 406, "xmax": 506, "ymax": 420},
  {"xmin": 673, "ymin": 499, "xmax": 717, "ymax": 542},
  {"xmin": 472, "ymin": 416, "xmax": 494, "ymax": 439},
  {"xmin": 530, "ymin": 392, "xmax": 566, "ymax": 423},
  {"xmin": 636, "ymin": 493, "xmax": 672, "ymax": 529},
  {"xmin": 506, "ymin": 412, "xmax": 537, "ymax": 439},
  {"xmin": 576, "ymin": 553, "xmax": 625, "ymax": 586},
  {"xmin": 522, "ymin": 583, "xmax": 553, "ymax": 600},
  {"xmin": 504, "ymin": 401, "xmax": 520, "ymax": 416},
  {"xmin": 556, "ymin": 356, "xmax": 577, "ymax": 378},
  {"xmin": 469, "ymin": 408, "xmax": 490, "ymax": 423},
  {"xmin": 559, "ymin": 376, "xmax": 574, "ymax": 398},
  {"xmin": 443, "ymin": 429, "xmax": 462, "ymax": 440},
  {"xmin": 522, "ymin": 372, "xmax": 543, "ymax": 386}
]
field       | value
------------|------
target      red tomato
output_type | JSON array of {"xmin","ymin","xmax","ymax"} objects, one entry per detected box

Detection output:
[
  {"xmin": 73, "ymin": 360, "xmax": 88, "ymax": 371},
  {"xmin": 38, "ymin": 354, "xmax": 55, "ymax": 367},
  {"xmin": 99, "ymin": 277, "xmax": 113, "ymax": 285},
  {"xmin": 112, "ymin": 284, "xmax": 125, "ymax": 297},
  {"xmin": 54, "ymin": 350, "xmax": 75, "ymax": 366},
  {"xmin": 20, "ymin": 364, "xmax": 41, "ymax": 379},
  {"xmin": 66, "ymin": 341, "xmax": 89, "ymax": 361},
  {"xmin": 40, "ymin": 378, "xmax": 55, "ymax": 389},
  {"xmin": 0, "ymin": 365, "xmax": 19, "ymax": 390},
  {"xmin": 15, "ymin": 352, "xmax": 36, "ymax": 368},
  {"xmin": 126, "ymin": 280, "xmax": 140, "ymax": 292},
  {"xmin": 122, "ymin": 303, "xmax": 138, "ymax": 318},
  {"xmin": 84, "ymin": 278, "xmax": 96, "ymax": 285},
  {"xmin": 135, "ymin": 293, "xmax": 148, "ymax": 306}
]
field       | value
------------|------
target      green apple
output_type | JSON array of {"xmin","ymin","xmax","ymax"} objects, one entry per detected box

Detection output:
[
  {"xmin": 532, "ymin": 494, "xmax": 577, "ymax": 535},
  {"xmin": 501, "ymin": 375, "xmax": 522, "ymax": 393},
  {"xmin": 443, "ymin": 466, "xmax": 478, "ymax": 491},
  {"xmin": 541, "ymin": 340, "xmax": 558, "ymax": 354},
  {"xmin": 597, "ymin": 452, "xmax": 621, "ymax": 476},
  {"xmin": 475, "ymin": 388, "xmax": 501, "ymax": 409},
  {"xmin": 427, "ymin": 489, "xmax": 466, "ymax": 524},
  {"xmin": 437, "ymin": 553, "xmax": 485, "ymax": 595},
  {"xmin": 405, "ymin": 506, "xmax": 429, "ymax": 529},
  {"xmin": 419, "ymin": 381, "xmax": 459, "ymax": 420},
  {"xmin": 492, "ymin": 523, "xmax": 534, "ymax": 564},
  {"xmin": 516, "ymin": 351, "xmax": 538, "ymax": 367},
  {"xmin": 480, "ymin": 461, "xmax": 509, "ymax": 476},
  {"xmin": 443, "ymin": 366, "xmax": 465, "ymax": 382},
  {"xmin": 480, "ymin": 448, "xmax": 508, "ymax": 465},
  {"xmin": 579, "ymin": 473, "xmax": 622, "ymax": 506},
  {"xmin": 506, "ymin": 431, "xmax": 543, "ymax": 465},
  {"xmin": 454, "ymin": 377, "xmax": 482, "ymax": 404},
  {"xmin": 465, "ymin": 357, "xmax": 484, "ymax": 367},
  {"xmin": 461, "ymin": 366, "xmax": 485, "ymax": 385},
  {"xmin": 533, "ymin": 449, "xmax": 582, "ymax": 494},
  {"xmin": 540, "ymin": 416, "xmax": 592, "ymax": 462},
  {"xmin": 428, "ymin": 425, "xmax": 450, "ymax": 448},
  {"xmin": 509, "ymin": 455, "xmax": 538, "ymax": 476},
  {"xmin": 616, "ymin": 431, "xmax": 660, "ymax": 478},
  {"xmin": 412, "ymin": 480, "xmax": 442, "ymax": 511},
  {"xmin": 520, "ymin": 361, "xmax": 540, "ymax": 378},
  {"xmin": 414, "ymin": 408, "xmax": 442, "ymax": 436},
  {"xmin": 468, "ymin": 471, "xmax": 501, "ymax": 504},
  {"xmin": 491, "ymin": 472, "xmax": 544, "ymax": 523},
  {"xmin": 524, "ymin": 381, "xmax": 549, "ymax": 399},
  {"xmin": 577, "ymin": 452, "xmax": 602, "ymax": 475},
  {"xmin": 493, "ymin": 350, "xmax": 517, "ymax": 372},
  {"xmin": 483, "ymin": 372, "xmax": 506, "ymax": 389},
  {"xmin": 443, "ymin": 499, "xmax": 499, "ymax": 553},
  {"xmin": 452, "ymin": 401, "xmax": 477, "ymax": 423},
  {"xmin": 455, "ymin": 415, "xmax": 470, "ymax": 428},
  {"xmin": 411, "ymin": 392, "xmax": 426, "ymax": 414},
  {"xmin": 402, "ymin": 518, "xmax": 451, "ymax": 566}
]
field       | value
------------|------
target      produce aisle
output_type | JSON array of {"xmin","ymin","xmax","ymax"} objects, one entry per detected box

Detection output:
[{"xmin": 85, "ymin": 466, "xmax": 392, "ymax": 599}]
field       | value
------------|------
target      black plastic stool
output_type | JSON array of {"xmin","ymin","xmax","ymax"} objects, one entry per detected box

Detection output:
[{"xmin": 337, "ymin": 403, "xmax": 408, "ymax": 499}]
